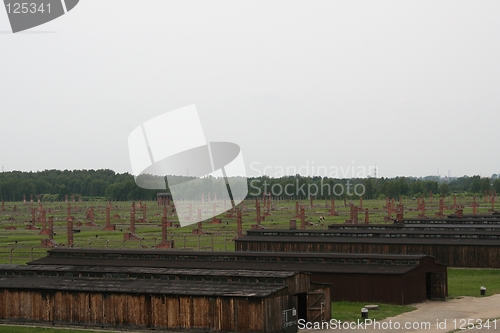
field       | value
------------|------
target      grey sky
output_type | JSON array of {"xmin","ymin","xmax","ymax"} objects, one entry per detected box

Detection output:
[{"xmin": 1, "ymin": 1, "xmax": 499, "ymax": 179}]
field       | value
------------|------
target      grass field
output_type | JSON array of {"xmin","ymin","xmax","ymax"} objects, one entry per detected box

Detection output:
[
  {"xmin": 331, "ymin": 301, "xmax": 417, "ymax": 322},
  {"xmin": 448, "ymin": 268, "xmax": 500, "ymax": 298},
  {"xmin": 0, "ymin": 195, "xmax": 491, "ymax": 263},
  {"xmin": 0, "ymin": 196, "xmax": 497, "ymax": 331},
  {"xmin": 0, "ymin": 326, "xmax": 108, "ymax": 333}
]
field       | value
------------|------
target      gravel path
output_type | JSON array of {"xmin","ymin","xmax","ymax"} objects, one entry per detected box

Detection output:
[{"xmin": 301, "ymin": 295, "xmax": 500, "ymax": 333}]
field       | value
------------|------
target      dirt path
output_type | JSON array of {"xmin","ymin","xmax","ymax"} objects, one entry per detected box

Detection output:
[{"xmin": 302, "ymin": 295, "xmax": 500, "ymax": 333}]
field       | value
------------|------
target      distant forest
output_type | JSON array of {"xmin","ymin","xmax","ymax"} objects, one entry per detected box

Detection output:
[{"xmin": 0, "ymin": 169, "xmax": 499, "ymax": 201}]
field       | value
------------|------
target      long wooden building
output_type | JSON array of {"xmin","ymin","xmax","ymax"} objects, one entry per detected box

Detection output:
[
  {"xmin": 0, "ymin": 262, "xmax": 327, "ymax": 333},
  {"xmin": 26, "ymin": 248, "xmax": 447, "ymax": 305},
  {"xmin": 235, "ymin": 228, "xmax": 500, "ymax": 268}
]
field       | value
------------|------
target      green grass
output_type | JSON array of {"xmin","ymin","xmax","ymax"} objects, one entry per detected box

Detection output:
[
  {"xmin": 448, "ymin": 268, "xmax": 500, "ymax": 298},
  {"xmin": 0, "ymin": 325, "xmax": 109, "ymax": 333},
  {"xmin": 331, "ymin": 301, "xmax": 416, "ymax": 322}
]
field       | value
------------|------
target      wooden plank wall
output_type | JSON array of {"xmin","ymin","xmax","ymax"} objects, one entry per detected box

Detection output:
[
  {"xmin": 0, "ymin": 289, "xmax": 287, "ymax": 333},
  {"xmin": 237, "ymin": 240, "xmax": 500, "ymax": 267}
]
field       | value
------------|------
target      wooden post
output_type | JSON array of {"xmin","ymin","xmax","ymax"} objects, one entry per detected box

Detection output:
[
  {"xmin": 300, "ymin": 205, "xmax": 306, "ymax": 230},
  {"xmin": 396, "ymin": 205, "xmax": 404, "ymax": 223},
  {"xmin": 67, "ymin": 217, "xmax": 73, "ymax": 247},
  {"xmin": 48, "ymin": 216, "xmax": 54, "ymax": 240},
  {"xmin": 129, "ymin": 211, "xmax": 136, "ymax": 233},
  {"xmin": 267, "ymin": 193, "xmax": 271, "ymax": 215},
  {"xmin": 211, "ymin": 204, "xmax": 221, "ymax": 224},
  {"xmin": 329, "ymin": 198, "xmax": 337, "ymax": 216},
  {"xmin": 39, "ymin": 205, "xmax": 48, "ymax": 235},
  {"xmin": 387, "ymin": 200, "xmax": 392, "ymax": 219},
  {"xmin": 256, "ymin": 199, "xmax": 261, "ymax": 225},
  {"xmin": 103, "ymin": 206, "xmax": 115, "ymax": 231},
  {"xmin": 31, "ymin": 208, "xmax": 36, "ymax": 226},
  {"xmin": 472, "ymin": 195, "xmax": 478, "ymax": 215},
  {"xmin": 349, "ymin": 204, "xmax": 358, "ymax": 224},
  {"xmin": 237, "ymin": 208, "xmax": 243, "ymax": 238},
  {"xmin": 156, "ymin": 210, "xmax": 173, "ymax": 248},
  {"xmin": 192, "ymin": 209, "xmax": 206, "ymax": 235}
]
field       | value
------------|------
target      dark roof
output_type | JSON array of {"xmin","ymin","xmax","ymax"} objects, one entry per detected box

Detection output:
[
  {"xmin": 245, "ymin": 229, "xmax": 500, "ymax": 237},
  {"xmin": 43, "ymin": 248, "xmax": 427, "ymax": 260},
  {"xmin": 24, "ymin": 249, "xmax": 441, "ymax": 275},
  {"xmin": 0, "ymin": 276, "xmax": 283, "ymax": 297},
  {"xmin": 28, "ymin": 257, "xmax": 421, "ymax": 275},
  {"xmin": 404, "ymin": 217, "xmax": 500, "ymax": 223},
  {"xmin": 328, "ymin": 224, "xmax": 500, "ymax": 230},
  {"xmin": 237, "ymin": 235, "xmax": 500, "ymax": 246},
  {"xmin": 0, "ymin": 264, "xmax": 298, "ymax": 278}
]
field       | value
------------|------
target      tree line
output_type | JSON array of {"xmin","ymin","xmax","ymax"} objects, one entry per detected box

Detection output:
[{"xmin": 0, "ymin": 169, "xmax": 499, "ymax": 201}]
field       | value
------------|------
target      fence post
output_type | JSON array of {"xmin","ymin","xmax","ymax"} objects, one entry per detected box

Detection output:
[
  {"xmin": 30, "ymin": 247, "xmax": 35, "ymax": 261},
  {"xmin": 211, "ymin": 234, "xmax": 214, "ymax": 251},
  {"xmin": 9, "ymin": 248, "xmax": 15, "ymax": 264},
  {"xmin": 198, "ymin": 235, "xmax": 201, "ymax": 251},
  {"xmin": 106, "ymin": 240, "xmax": 109, "ymax": 249}
]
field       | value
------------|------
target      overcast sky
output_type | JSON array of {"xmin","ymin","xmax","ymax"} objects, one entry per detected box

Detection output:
[{"xmin": 1, "ymin": 1, "xmax": 499, "ymax": 179}]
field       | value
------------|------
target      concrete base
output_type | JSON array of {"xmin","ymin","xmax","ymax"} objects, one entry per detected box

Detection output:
[
  {"xmin": 192, "ymin": 228, "xmax": 206, "ymax": 235},
  {"xmin": 155, "ymin": 240, "xmax": 174, "ymax": 249},
  {"xmin": 157, "ymin": 222, "xmax": 173, "ymax": 227},
  {"xmin": 39, "ymin": 228, "xmax": 50, "ymax": 235},
  {"xmin": 41, "ymin": 239, "xmax": 58, "ymax": 248},
  {"xmin": 124, "ymin": 233, "xmax": 142, "ymax": 240},
  {"xmin": 25, "ymin": 224, "xmax": 39, "ymax": 230}
]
